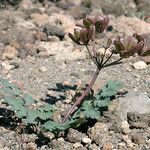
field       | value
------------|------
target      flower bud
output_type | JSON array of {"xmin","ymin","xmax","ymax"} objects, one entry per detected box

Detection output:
[
  {"xmin": 83, "ymin": 17, "xmax": 94, "ymax": 29},
  {"xmin": 94, "ymin": 15, "xmax": 109, "ymax": 33},
  {"xmin": 80, "ymin": 28, "xmax": 90, "ymax": 44}
]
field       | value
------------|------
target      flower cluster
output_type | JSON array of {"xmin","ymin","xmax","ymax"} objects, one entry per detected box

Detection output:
[
  {"xmin": 108, "ymin": 34, "xmax": 145, "ymax": 58},
  {"xmin": 69, "ymin": 15, "xmax": 109, "ymax": 45}
]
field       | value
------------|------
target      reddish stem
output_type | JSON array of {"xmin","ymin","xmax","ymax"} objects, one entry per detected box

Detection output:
[{"xmin": 62, "ymin": 66, "xmax": 101, "ymax": 123}]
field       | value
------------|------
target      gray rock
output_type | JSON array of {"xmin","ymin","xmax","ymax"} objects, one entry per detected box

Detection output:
[
  {"xmin": 131, "ymin": 133, "xmax": 146, "ymax": 145},
  {"xmin": 90, "ymin": 0, "xmax": 136, "ymax": 16},
  {"xmin": 113, "ymin": 92, "xmax": 150, "ymax": 121},
  {"xmin": 134, "ymin": 0, "xmax": 150, "ymax": 16},
  {"xmin": 44, "ymin": 25, "xmax": 65, "ymax": 40},
  {"xmin": 67, "ymin": 128, "xmax": 85, "ymax": 143},
  {"xmin": 127, "ymin": 112, "xmax": 150, "ymax": 129},
  {"xmin": 88, "ymin": 122, "xmax": 109, "ymax": 145}
]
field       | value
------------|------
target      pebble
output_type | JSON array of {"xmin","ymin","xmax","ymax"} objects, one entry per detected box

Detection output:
[
  {"xmin": 2, "ymin": 46, "xmax": 18, "ymax": 60},
  {"xmin": 102, "ymin": 142, "xmax": 113, "ymax": 150},
  {"xmin": 82, "ymin": 137, "xmax": 92, "ymax": 144},
  {"xmin": 131, "ymin": 133, "xmax": 146, "ymax": 145},
  {"xmin": 39, "ymin": 66, "xmax": 47, "ymax": 72},
  {"xmin": 26, "ymin": 142, "xmax": 37, "ymax": 150},
  {"xmin": 1, "ymin": 61, "xmax": 15, "ymax": 71},
  {"xmin": 118, "ymin": 142, "xmax": 126, "ymax": 148},
  {"xmin": 73, "ymin": 142, "xmax": 83, "ymax": 148},
  {"xmin": 133, "ymin": 61, "xmax": 147, "ymax": 70},
  {"xmin": 121, "ymin": 121, "xmax": 131, "ymax": 134}
]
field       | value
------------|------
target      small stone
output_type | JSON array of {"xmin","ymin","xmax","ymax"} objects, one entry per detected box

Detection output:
[
  {"xmin": 88, "ymin": 143, "xmax": 99, "ymax": 150},
  {"xmin": 67, "ymin": 128, "xmax": 84, "ymax": 143},
  {"xmin": 43, "ymin": 132, "xmax": 54, "ymax": 140},
  {"xmin": 26, "ymin": 142, "xmax": 37, "ymax": 150},
  {"xmin": 122, "ymin": 128, "xmax": 131, "ymax": 135},
  {"xmin": 82, "ymin": 137, "xmax": 92, "ymax": 144},
  {"xmin": 44, "ymin": 25, "xmax": 65, "ymax": 40},
  {"xmin": 48, "ymin": 36, "xmax": 60, "ymax": 42},
  {"xmin": 39, "ymin": 66, "xmax": 47, "ymax": 72},
  {"xmin": 131, "ymin": 133, "xmax": 146, "ymax": 145},
  {"xmin": 35, "ymin": 31, "xmax": 47, "ymax": 41},
  {"xmin": 121, "ymin": 121, "xmax": 130, "ymax": 129},
  {"xmin": 97, "ymin": 48, "xmax": 112, "ymax": 57},
  {"xmin": 118, "ymin": 142, "xmax": 126, "ymax": 147},
  {"xmin": 38, "ymin": 51, "xmax": 50, "ymax": 58},
  {"xmin": 88, "ymin": 122, "xmax": 109, "ymax": 145},
  {"xmin": 121, "ymin": 121, "xmax": 131, "ymax": 134},
  {"xmin": 63, "ymin": 80, "xmax": 70, "ymax": 86},
  {"xmin": 133, "ymin": 61, "xmax": 147, "ymax": 70},
  {"xmin": 122, "ymin": 135, "xmax": 134, "ymax": 148},
  {"xmin": 102, "ymin": 142, "xmax": 113, "ymax": 150},
  {"xmin": 73, "ymin": 142, "xmax": 83, "ymax": 148},
  {"xmin": 1, "ymin": 61, "xmax": 15, "ymax": 71},
  {"xmin": 57, "ymin": 137, "xmax": 65, "ymax": 142},
  {"xmin": 2, "ymin": 46, "xmax": 18, "ymax": 60}
]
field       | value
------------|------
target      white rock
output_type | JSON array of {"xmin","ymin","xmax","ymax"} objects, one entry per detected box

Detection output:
[
  {"xmin": 97, "ymin": 47, "xmax": 112, "ymax": 57},
  {"xmin": 133, "ymin": 61, "xmax": 147, "ymax": 70},
  {"xmin": 82, "ymin": 137, "xmax": 92, "ymax": 144},
  {"xmin": 36, "ymin": 41, "xmax": 86, "ymax": 62},
  {"xmin": 1, "ymin": 62, "xmax": 15, "ymax": 71},
  {"xmin": 39, "ymin": 66, "xmax": 47, "ymax": 72},
  {"xmin": 121, "ymin": 121, "xmax": 130, "ymax": 129},
  {"xmin": 73, "ymin": 142, "xmax": 83, "ymax": 148}
]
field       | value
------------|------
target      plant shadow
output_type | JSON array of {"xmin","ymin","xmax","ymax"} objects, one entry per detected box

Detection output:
[{"xmin": 43, "ymin": 83, "xmax": 77, "ymax": 105}]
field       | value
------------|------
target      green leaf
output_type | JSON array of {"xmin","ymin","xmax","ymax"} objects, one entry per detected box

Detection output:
[
  {"xmin": 80, "ymin": 101, "xmax": 101, "ymax": 119},
  {"xmin": 24, "ymin": 110, "xmax": 39, "ymax": 124},
  {"xmin": 38, "ymin": 105, "xmax": 55, "ymax": 112},
  {"xmin": 100, "ymin": 80, "xmax": 123, "ymax": 98},
  {"xmin": 0, "ymin": 77, "xmax": 20, "ymax": 96},
  {"xmin": 15, "ymin": 107, "xmax": 28, "ymax": 118},
  {"xmin": 3, "ymin": 96, "xmax": 23, "ymax": 110},
  {"xmin": 42, "ymin": 121, "xmax": 70, "ymax": 131},
  {"xmin": 38, "ymin": 111, "xmax": 53, "ymax": 120},
  {"xmin": 93, "ymin": 98, "xmax": 110, "ymax": 108},
  {"xmin": 22, "ymin": 93, "xmax": 36, "ymax": 106}
]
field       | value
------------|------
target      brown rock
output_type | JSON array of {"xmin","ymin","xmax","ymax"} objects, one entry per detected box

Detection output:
[
  {"xmin": 141, "ymin": 56, "xmax": 150, "ymax": 64},
  {"xmin": 112, "ymin": 16, "xmax": 150, "ymax": 35},
  {"xmin": 34, "ymin": 31, "xmax": 47, "ymax": 41},
  {"xmin": 102, "ymin": 142, "xmax": 113, "ymax": 150},
  {"xmin": 31, "ymin": 13, "xmax": 49, "ymax": 26},
  {"xmin": 67, "ymin": 128, "xmax": 85, "ymax": 143},
  {"xmin": 88, "ymin": 122, "xmax": 109, "ymax": 145},
  {"xmin": 2, "ymin": 45, "xmax": 18, "ymax": 60}
]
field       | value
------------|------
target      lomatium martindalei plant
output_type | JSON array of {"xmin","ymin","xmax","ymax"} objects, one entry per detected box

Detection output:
[{"xmin": 62, "ymin": 14, "xmax": 146, "ymax": 123}]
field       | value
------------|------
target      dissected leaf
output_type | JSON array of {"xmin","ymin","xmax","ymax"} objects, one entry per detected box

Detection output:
[
  {"xmin": 41, "ymin": 121, "xmax": 70, "ymax": 131},
  {"xmin": 100, "ymin": 80, "xmax": 123, "ymax": 97},
  {"xmin": 24, "ymin": 109, "xmax": 39, "ymax": 124},
  {"xmin": 80, "ymin": 101, "xmax": 101, "ymax": 119},
  {"xmin": 22, "ymin": 93, "xmax": 36, "ymax": 106},
  {"xmin": 93, "ymin": 98, "xmax": 110, "ymax": 108},
  {"xmin": 3, "ymin": 96, "xmax": 23, "ymax": 110}
]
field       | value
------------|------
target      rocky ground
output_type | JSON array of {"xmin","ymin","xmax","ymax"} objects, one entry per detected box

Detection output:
[{"xmin": 0, "ymin": 0, "xmax": 150, "ymax": 150}]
